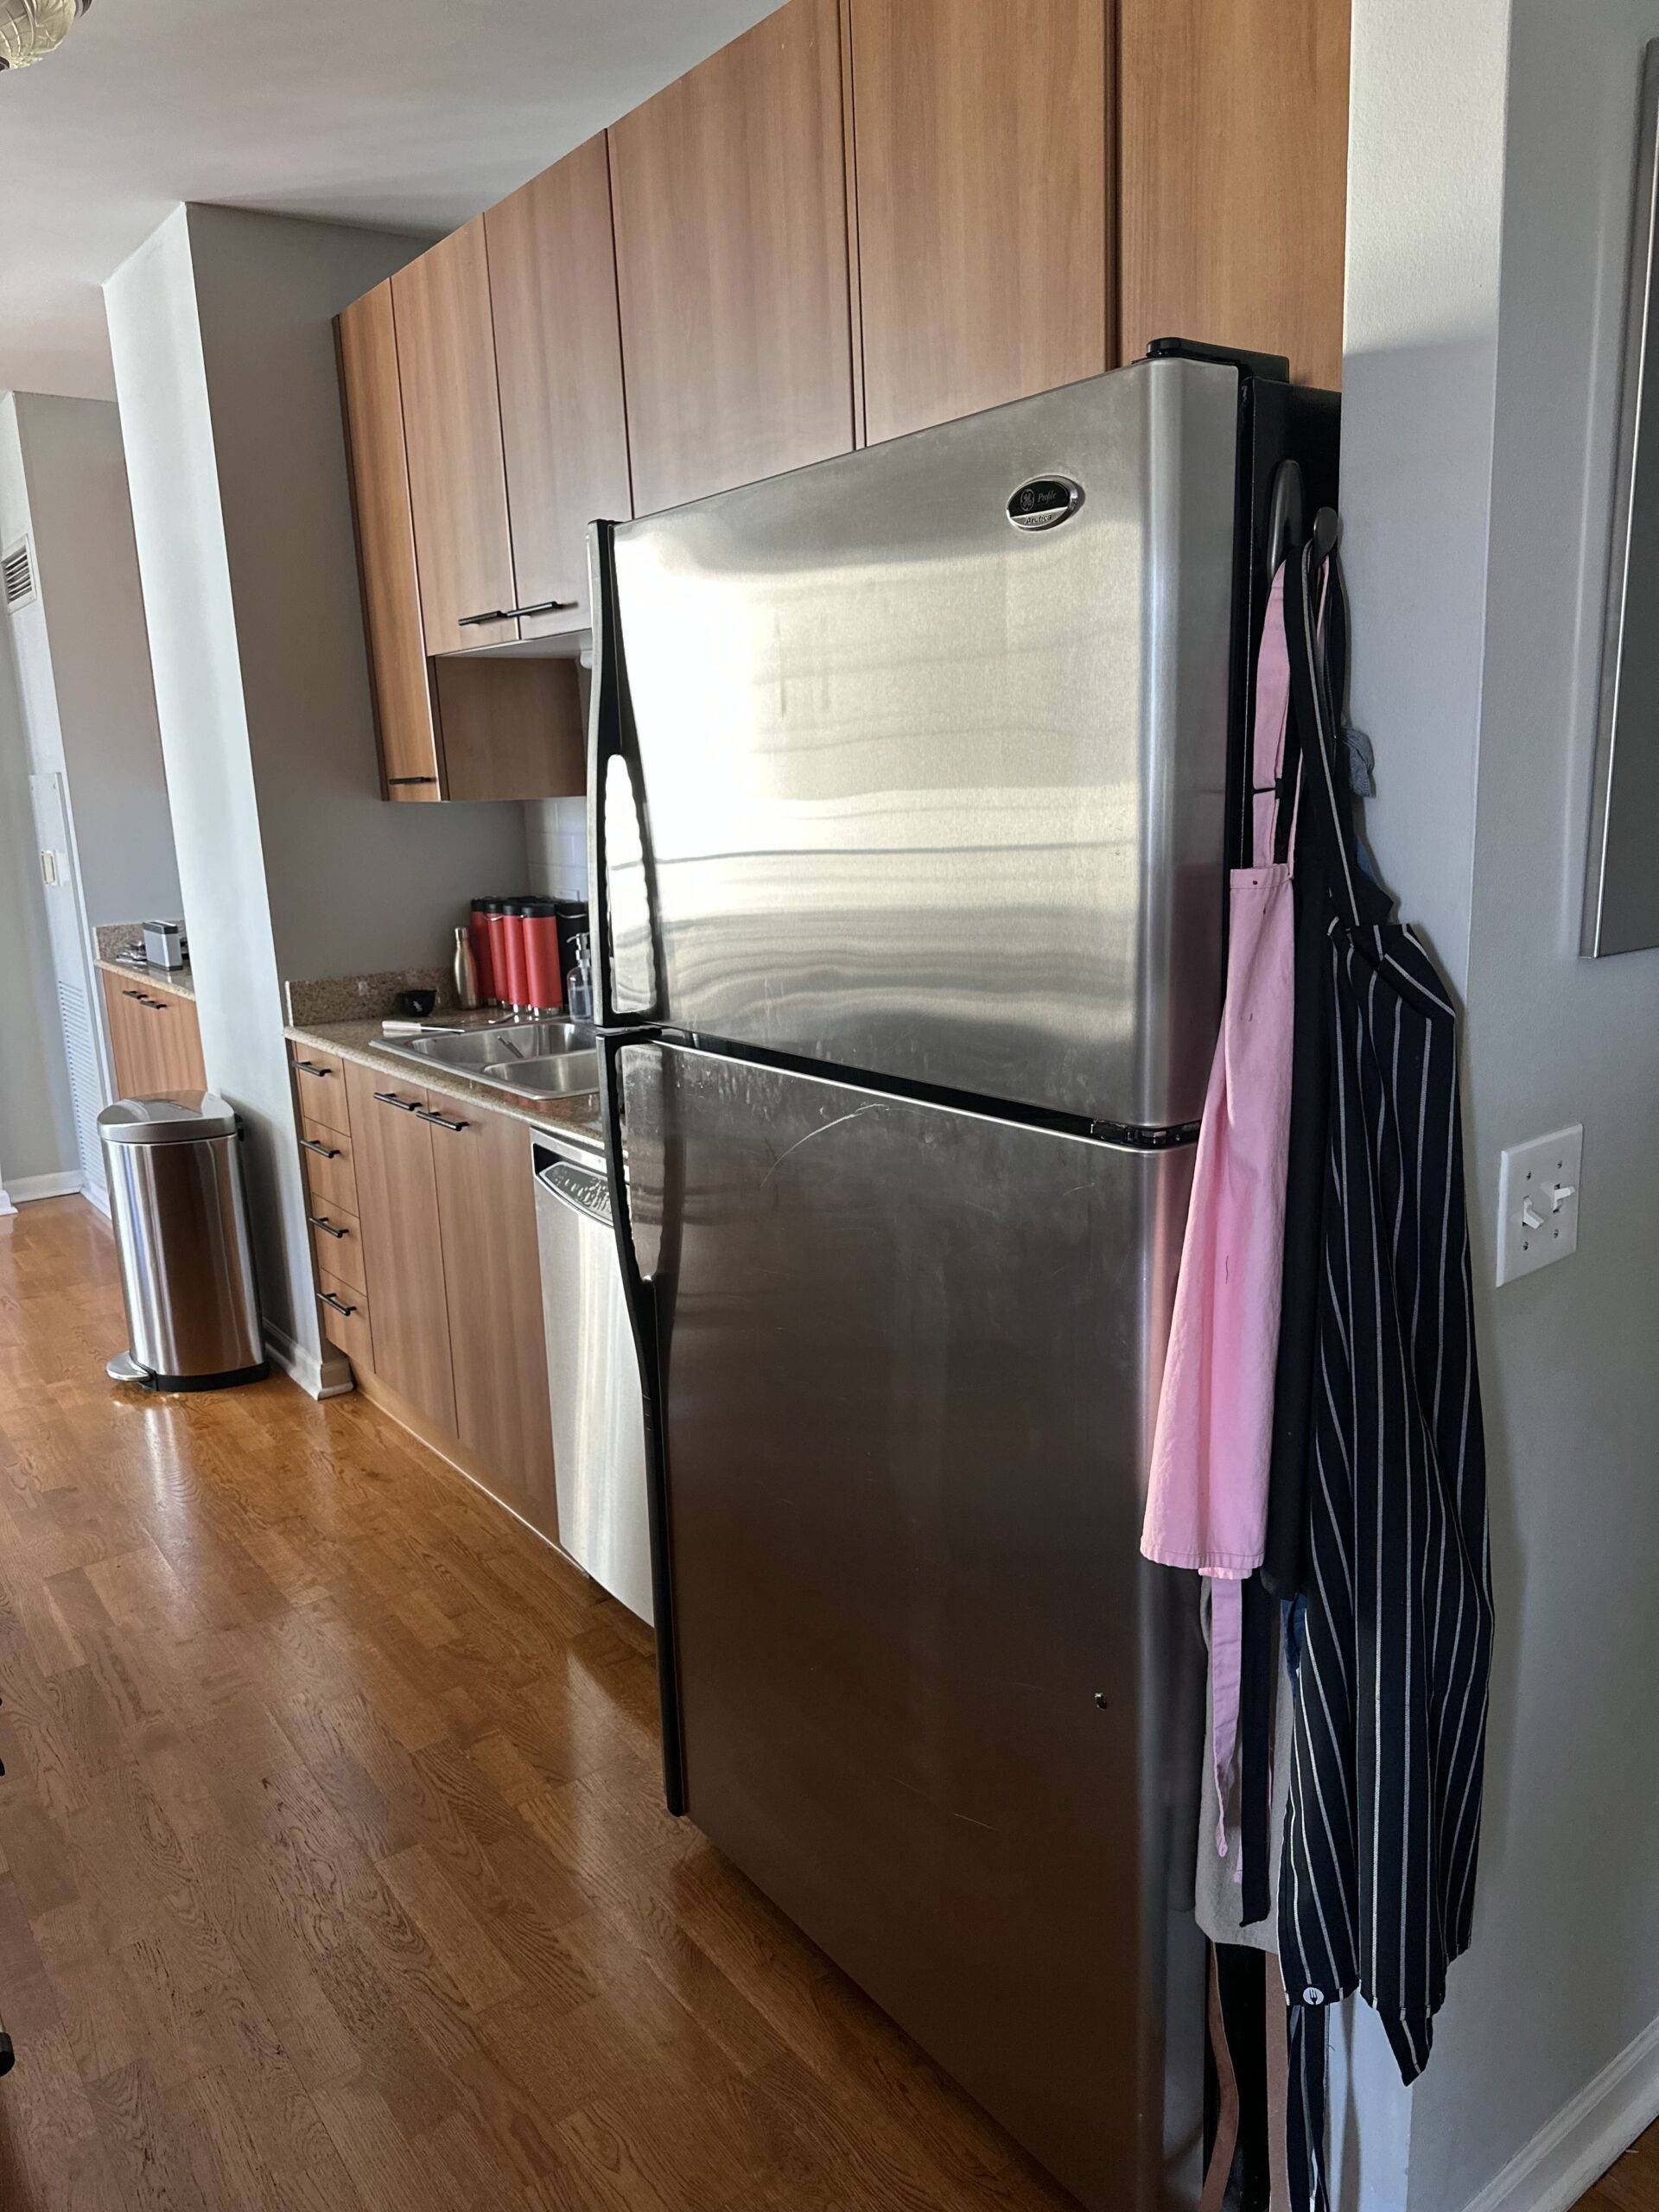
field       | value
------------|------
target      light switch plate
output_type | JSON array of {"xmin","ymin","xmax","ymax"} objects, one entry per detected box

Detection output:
[{"xmin": 1496, "ymin": 1124, "xmax": 1583, "ymax": 1285}]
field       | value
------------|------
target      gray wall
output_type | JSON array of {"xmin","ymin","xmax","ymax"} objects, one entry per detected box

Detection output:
[
  {"xmin": 186, "ymin": 205, "xmax": 527, "ymax": 982},
  {"xmin": 105, "ymin": 204, "xmax": 528, "ymax": 1385},
  {"xmin": 1404, "ymin": 4, "xmax": 1659, "ymax": 2205},
  {"xmin": 1345, "ymin": 3, "xmax": 1659, "ymax": 2208},
  {"xmin": 7, "ymin": 392, "xmax": 182, "ymax": 929}
]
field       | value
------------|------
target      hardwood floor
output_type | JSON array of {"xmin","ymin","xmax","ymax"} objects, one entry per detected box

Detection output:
[
  {"xmin": 0, "ymin": 1196, "xmax": 1649, "ymax": 2212},
  {"xmin": 0, "ymin": 1198, "xmax": 1078, "ymax": 2212}
]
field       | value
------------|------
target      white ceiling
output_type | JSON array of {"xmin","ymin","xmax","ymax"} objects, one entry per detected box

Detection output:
[{"xmin": 1, "ymin": 0, "xmax": 780, "ymax": 400}]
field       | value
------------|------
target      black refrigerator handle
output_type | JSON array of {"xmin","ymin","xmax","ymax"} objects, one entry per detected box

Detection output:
[
  {"xmin": 597, "ymin": 1030, "xmax": 687, "ymax": 1818},
  {"xmin": 586, "ymin": 520, "xmax": 664, "ymax": 1032}
]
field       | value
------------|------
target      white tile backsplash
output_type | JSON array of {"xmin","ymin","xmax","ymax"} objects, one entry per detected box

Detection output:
[{"xmin": 524, "ymin": 795, "xmax": 588, "ymax": 899}]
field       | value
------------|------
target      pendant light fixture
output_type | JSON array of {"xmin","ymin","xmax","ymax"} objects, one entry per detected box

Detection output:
[{"xmin": 0, "ymin": 0, "xmax": 92, "ymax": 70}]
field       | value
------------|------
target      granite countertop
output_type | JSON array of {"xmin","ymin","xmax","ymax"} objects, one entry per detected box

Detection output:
[
  {"xmin": 94, "ymin": 951, "xmax": 195, "ymax": 1002},
  {"xmin": 284, "ymin": 1014, "xmax": 603, "ymax": 1143}
]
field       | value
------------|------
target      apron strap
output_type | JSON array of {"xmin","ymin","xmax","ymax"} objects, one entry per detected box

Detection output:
[{"xmin": 1282, "ymin": 537, "xmax": 1387, "ymax": 932}]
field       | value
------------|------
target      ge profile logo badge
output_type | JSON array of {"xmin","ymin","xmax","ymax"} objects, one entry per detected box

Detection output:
[{"xmin": 1007, "ymin": 475, "xmax": 1084, "ymax": 531}]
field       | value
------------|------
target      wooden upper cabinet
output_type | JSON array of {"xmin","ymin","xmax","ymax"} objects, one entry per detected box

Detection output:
[
  {"xmin": 1118, "ymin": 0, "xmax": 1350, "ymax": 388},
  {"xmin": 486, "ymin": 136, "xmax": 634, "ymax": 639},
  {"xmin": 337, "ymin": 283, "xmax": 444, "ymax": 801},
  {"xmin": 849, "ymin": 0, "xmax": 1111, "ymax": 444},
  {"xmin": 608, "ymin": 0, "xmax": 856, "ymax": 513},
  {"xmin": 391, "ymin": 219, "xmax": 519, "ymax": 651}
]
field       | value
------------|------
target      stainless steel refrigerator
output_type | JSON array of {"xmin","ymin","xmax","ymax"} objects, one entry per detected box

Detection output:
[{"xmin": 587, "ymin": 347, "xmax": 1337, "ymax": 2212}]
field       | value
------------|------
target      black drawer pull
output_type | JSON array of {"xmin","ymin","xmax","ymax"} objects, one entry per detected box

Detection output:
[
  {"xmin": 373, "ymin": 1090, "xmax": 421, "ymax": 1113},
  {"xmin": 417, "ymin": 1109, "xmax": 469, "ymax": 1133},
  {"xmin": 295, "ymin": 1059, "xmax": 335, "ymax": 1078},
  {"xmin": 308, "ymin": 1214, "xmax": 348, "ymax": 1240},
  {"xmin": 299, "ymin": 1137, "xmax": 342, "ymax": 1160},
  {"xmin": 319, "ymin": 1291, "xmax": 358, "ymax": 1318},
  {"xmin": 457, "ymin": 597, "xmax": 576, "ymax": 627},
  {"xmin": 387, "ymin": 775, "xmax": 438, "ymax": 786}
]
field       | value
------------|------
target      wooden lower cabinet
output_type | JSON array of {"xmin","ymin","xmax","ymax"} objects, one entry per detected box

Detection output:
[
  {"xmin": 342, "ymin": 1062, "xmax": 458, "ymax": 1435},
  {"xmin": 328, "ymin": 1052, "xmax": 560, "ymax": 1548},
  {"xmin": 100, "ymin": 969, "xmax": 207, "ymax": 1097},
  {"xmin": 426, "ymin": 1105, "xmax": 558, "ymax": 1541}
]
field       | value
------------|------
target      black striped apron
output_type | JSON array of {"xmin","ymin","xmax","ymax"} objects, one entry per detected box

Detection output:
[{"xmin": 1274, "ymin": 538, "xmax": 1495, "ymax": 2210}]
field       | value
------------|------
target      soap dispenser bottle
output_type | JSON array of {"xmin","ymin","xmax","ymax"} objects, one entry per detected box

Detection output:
[{"xmin": 565, "ymin": 932, "xmax": 594, "ymax": 1024}]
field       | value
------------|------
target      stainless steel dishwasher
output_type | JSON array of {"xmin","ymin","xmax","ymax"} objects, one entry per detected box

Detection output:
[{"xmin": 531, "ymin": 1124, "xmax": 653, "ymax": 1624}]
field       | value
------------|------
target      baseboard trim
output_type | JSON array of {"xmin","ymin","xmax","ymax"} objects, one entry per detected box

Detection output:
[
  {"xmin": 1461, "ymin": 2012, "xmax": 1659, "ymax": 2212},
  {"xmin": 10, "ymin": 1170, "xmax": 89, "ymax": 1204},
  {"xmin": 264, "ymin": 1321, "xmax": 355, "ymax": 1402}
]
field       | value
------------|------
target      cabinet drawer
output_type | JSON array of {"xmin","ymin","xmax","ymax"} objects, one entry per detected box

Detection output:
[
  {"xmin": 289, "ymin": 1045, "xmax": 351, "ymax": 1134},
  {"xmin": 306, "ymin": 1198, "xmax": 367, "ymax": 1295},
  {"xmin": 298, "ymin": 1116, "xmax": 359, "ymax": 1217},
  {"xmin": 317, "ymin": 1267, "xmax": 372, "ymax": 1370}
]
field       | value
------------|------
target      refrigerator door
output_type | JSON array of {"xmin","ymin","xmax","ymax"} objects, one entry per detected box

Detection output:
[
  {"xmin": 614, "ymin": 1039, "xmax": 1206, "ymax": 2212},
  {"xmin": 597, "ymin": 356, "xmax": 1240, "ymax": 1130}
]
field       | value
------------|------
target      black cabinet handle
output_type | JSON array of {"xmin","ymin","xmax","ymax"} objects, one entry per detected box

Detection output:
[
  {"xmin": 319, "ymin": 1291, "xmax": 358, "ymax": 1318},
  {"xmin": 387, "ymin": 776, "xmax": 438, "ymax": 786},
  {"xmin": 457, "ymin": 597, "xmax": 576, "ymax": 627},
  {"xmin": 307, "ymin": 1213, "xmax": 348, "ymax": 1240},
  {"xmin": 299, "ymin": 1137, "xmax": 342, "ymax": 1160},
  {"xmin": 295, "ymin": 1060, "xmax": 335, "ymax": 1079},
  {"xmin": 122, "ymin": 987, "xmax": 145, "ymax": 1000},
  {"xmin": 417, "ymin": 1109, "xmax": 469, "ymax": 1133},
  {"xmin": 372, "ymin": 1090, "xmax": 421, "ymax": 1113}
]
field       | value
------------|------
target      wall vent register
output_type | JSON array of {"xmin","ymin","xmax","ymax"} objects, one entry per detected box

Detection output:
[{"xmin": 2, "ymin": 537, "xmax": 35, "ymax": 610}]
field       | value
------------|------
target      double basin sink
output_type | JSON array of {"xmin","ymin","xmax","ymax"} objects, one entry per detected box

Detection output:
[{"xmin": 378, "ymin": 1018, "xmax": 598, "ymax": 1101}]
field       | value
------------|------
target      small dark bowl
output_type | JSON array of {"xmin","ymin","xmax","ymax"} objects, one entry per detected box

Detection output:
[{"xmin": 395, "ymin": 988, "xmax": 437, "ymax": 1020}]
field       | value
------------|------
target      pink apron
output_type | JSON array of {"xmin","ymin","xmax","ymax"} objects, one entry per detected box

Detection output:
[{"xmin": 1141, "ymin": 569, "xmax": 1296, "ymax": 1853}]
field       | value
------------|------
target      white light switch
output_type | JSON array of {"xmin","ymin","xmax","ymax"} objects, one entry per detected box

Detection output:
[{"xmin": 1496, "ymin": 1124, "xmax": 1583, "ymax": 1286}]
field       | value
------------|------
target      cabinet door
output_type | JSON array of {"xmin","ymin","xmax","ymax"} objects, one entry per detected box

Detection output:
[
  {"xmin": 100, "ymin": 972, "xmax": 146, "ymax": 1097},
  {"xmin": 391, "ymin": 220, "xmax": 520, "ymax": 652},
  {"xmin": 343, "ymin": 1060, "xmax": 457, "ymax": 1434},
  {"xmin": 427, "ymin": 1104, "xmax": 558, "ymax": 1542},
  {"xmin": 849, "ymin": 0, "xmax": 1110, "ymax": 444},
  {"xmin": 1118, "ymin": 0, "xmax": 1350, "ymax": 388},
  {"xmin": 337, "ymin": 283, "xmax": 444, "ymax": 801},
  {"xmin": 145, "ymin": 994, "xmax": 207, "ymax": 1093},
  {"xmin": 608, "ymin": 0, "xmax": 855, "ymax": 512},
  {"xmin": 486, "ymin": 137, "xmax": 634, "ymax": 639}
]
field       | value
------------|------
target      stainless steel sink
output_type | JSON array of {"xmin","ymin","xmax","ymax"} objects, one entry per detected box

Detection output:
[
  {"xmin": 378, "ymin": 1019, "xmax": 598, "ymax": 1096},
  {"xmin": 481, "ymin": 1052, "xmax": 601, "ymax": 1098}
]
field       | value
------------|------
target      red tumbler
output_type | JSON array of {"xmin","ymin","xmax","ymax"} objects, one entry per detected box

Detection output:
[
  {"xmin": 499, "ymin": 900, "xmax": 531, "ymax": 1009},
  {"xmin": 469, "ymin": 899, "xmax": 497, "ymax": 1004},
  {"xmin": 523, "ymin": 898, "xmax": 564, "ymax": 1011},
  {"xmin": 483, "ymin": 901, "xmax": 517, "ymax": 1008}
]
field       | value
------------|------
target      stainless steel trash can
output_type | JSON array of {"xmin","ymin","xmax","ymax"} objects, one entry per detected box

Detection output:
[{"xmin": 99, "ymin": 1094, "xmax": 267, "ymax": 1390}]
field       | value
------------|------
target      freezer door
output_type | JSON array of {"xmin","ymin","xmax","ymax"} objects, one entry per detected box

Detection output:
[
  {"xmin": 600, "ymin": 357, "xmax": 1240, "ymax": 1129},
  {"xmin": 615, "ymin": 1041, "xmax": 1205, "ymax": 2212}
]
